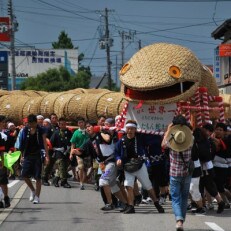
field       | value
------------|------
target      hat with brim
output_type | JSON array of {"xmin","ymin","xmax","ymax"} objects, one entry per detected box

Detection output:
[{"xmin": 166, "ymin": 125, "xmax": 193, "ymax": 152}]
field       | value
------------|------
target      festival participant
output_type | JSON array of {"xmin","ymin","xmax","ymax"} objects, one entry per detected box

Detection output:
[
  {"xmin": 50, "ymin": 113, "xmax": 59, "ymax": 133},
  {"xmin": 50, "ymin": 117, "xmax": 72, "ymax": 188},
  {"xmin": 42, "ymin": 118, "xmax": 57, "ymax": 186},
  {"xmin": 162, "ymin": 115, "xmax": 193, "ymax": 231},
  {"xmin": 115, "ymin": 120, "xmax": 164, "ymax": 214},
  {"xmin": 213, "ymin": 123, "xmax": 231, "ymax": 209},
  {"xmin": 0, "ymin": 115, "xmax": 11, "ymax": 208},
  {"xmin": 70, "ymin": 117, "xmax": 89, "ymax": 190},
  {"xmin": 193, "ymin": 127, "xmax": 225, "ymax": 214},
  {"xmin": 143, "ymin": 134, "xmax": 169, "ymax": 205},
  {"xmin": 85, "ymin": 120, "xmax": 127, "ymax": 211},
  {"xmin": 5, "ymin": 122, "xmax": 19, "ymax": 179},
  {"xmin": 37, "ymin": 115, "xmax": 44, "ymax": 127},
  {"xmin": 20, "ymin": 114, "xmax": 50, "ymax": 204}
]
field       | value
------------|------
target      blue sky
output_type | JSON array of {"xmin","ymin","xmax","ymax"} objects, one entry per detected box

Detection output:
[{"xmin": 1, "ymin": 0, "xmax": 231, "ymax": 81}]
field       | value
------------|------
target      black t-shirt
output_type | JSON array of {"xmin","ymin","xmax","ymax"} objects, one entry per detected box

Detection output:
[
  {"xmin": 27, "ymin": 132, "xmax": 41, "ymax": 155},
  {"xmin": 124, "ymin": 137, "xmax": 138, "ymax": 159}
]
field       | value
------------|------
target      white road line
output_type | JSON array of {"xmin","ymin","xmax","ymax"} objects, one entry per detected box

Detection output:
[
  {"xmin": 205, "ymin": 222, "xmax": 225, "ymax": 231},
  {"xmin": 0, "ymin": 183, "xmax": 27, "ymax": 226},
  {"xmin": 8, "ymin": 180, "xmax": 20, "ymax": 188}
]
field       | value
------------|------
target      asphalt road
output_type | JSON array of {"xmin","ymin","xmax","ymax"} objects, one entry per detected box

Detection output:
[{"xmin": 0, "ymin": 179, "xmax": 231, "ymax": 231}]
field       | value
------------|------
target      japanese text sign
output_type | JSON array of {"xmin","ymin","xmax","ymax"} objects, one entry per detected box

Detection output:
[{"xmin": 125, "ymin": 102, "xmax": 177, "ymax": 132}]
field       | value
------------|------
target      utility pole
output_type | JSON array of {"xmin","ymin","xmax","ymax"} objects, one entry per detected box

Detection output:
[
  {"xmin": 97, "ymin": 8, "xmax": 114, "ymax": 90},
  {"xmin": 138, "ymin": 40, "xmax": 142, "ymax": 50},
  {"xmin": 8, "ymin": 0, "xmax": 17, "ymax": 90},
  {"xmin": 104, "ymin": 8, "xmax": 112, "ymax": 90},
  {"xmin": 119, "ymin": 30, "xmax": 136, "ymax": 68},
  {"xmin": 121, "ymin": 31, "xmax": 125, "ymax": 67}
]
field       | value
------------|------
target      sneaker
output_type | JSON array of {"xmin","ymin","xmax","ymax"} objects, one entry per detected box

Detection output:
[
  {"xmin": 146, "ymin": 197, "xmax": 152, "ymax": 203},
  {"xmin": 206, "ymin": 203, "xmax": 214, "ymax": 210},
  {"xmin": 101, "ymin": 204, "xmax": 115, "ymax": 211},
  {"xmin": 61, "ymin": 181, "xmax": 71, "ymax": 188},
  {"xmin": 33, "ymin": 196, "xmax": 40, "ymax": 204},
  {"xmin": 192, "ymin": 207, "xmax": 206, "ymax": 215},
  {"xmin": 176, "ymin": 223, "xmax": 184, "ymax": 231},
  {"xmin": 159, "ymin": 197, "xmax": 166, "ymax": 205},
  {"xmin": 154, "ymin": 201, "xmax": 165, "ymax": 213},
  {"xmin": 29, "ymin": 191, "xmax": 35, "ymax": 202},
  {"xmin": 124, "ymin": 205, "xmax": 135, "ymax": 214},
  {"xmin": 217, "ymin": 201, "xmax": 225, "ymax": 214},
  {"xmin": 118, "ymin": 203, "xmax": 129, "ymax": 212},
  {"xmin": 0, "ymin": 201, "xmax": 4, "ymax": 208},
  {"xmin": 80, "ymin": 185, "xmax": 85, "ymax": 190},
  {"xmin": 4, "ymin": 196, "xmax": 10, "ymax": 208},
  {"xmin": 141, "ymin": 198, "xmax": 149, "ymax": 204},
  {"xmin": 225, "ymin": 203, "xmax": 230, "ymax": 209}
]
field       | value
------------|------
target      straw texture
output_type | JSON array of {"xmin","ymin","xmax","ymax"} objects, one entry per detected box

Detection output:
[
  {"xmin": 97, "ymin": 92, "xmax": 125, "ymax": 118},
  {"xmin": 0, "ymin": 95, "xmax": 30, "ymax": 123},
  {"xmin": 66, "ymin": 94, "xmax": 89, "ymax": 120},
  {"xmin": 22, "ymin": 97, "xmax": 44, "ymax": 119},
  {"xmin": 53, "ymin": 93, "xmax": 76, "ymax": 118},
  {"xmin": 119, "ymin": 43, "xmax": 213, "ymax": 104},
  {"xmin": 199, "ymin": 66, "xmax": 219, "ymax": 96}
]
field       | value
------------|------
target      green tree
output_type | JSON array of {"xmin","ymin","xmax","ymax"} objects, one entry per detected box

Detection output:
[
  {"xmin": 20, "ymin": 66, "xmax": 91, "ymax": 91},
  {"xmin": 52, "ymin": 31, "xmax": 74, "ymax": 49}
]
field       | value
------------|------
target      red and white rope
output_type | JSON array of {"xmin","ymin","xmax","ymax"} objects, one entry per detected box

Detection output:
[
  {"xmin": 200, "ymin": 87, "xmax": 210, "ymax": 124},
  {"xmin": 215, "ymin": 96, "xmax": 225, "ymax": 123},
  {"xmin": 195, "ymin": 88, "xmax": 202, "ymax": 127}
]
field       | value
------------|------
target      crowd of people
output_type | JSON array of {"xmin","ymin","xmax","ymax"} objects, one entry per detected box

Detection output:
[{"xmin": 0, "ymin": 112, "xmax": 231, "ymax": 231}]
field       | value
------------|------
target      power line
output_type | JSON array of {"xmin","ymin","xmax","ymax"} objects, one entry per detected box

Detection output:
[{"xmin": 34, "ymin": 0, "xmax": 100, "ymax": 22}]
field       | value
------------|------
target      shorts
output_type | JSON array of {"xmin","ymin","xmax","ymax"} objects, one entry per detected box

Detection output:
[
  {"xmin": 124, "ymin": 163, "xmax": 152, "ymax": 190},
  {"xmin": 77, "ymin": 156, "xmax": 92, "ymax": 170},
  {"xmin": 99, "ymin": 162, "xmax": 120, "ymax": 193},
  {"xmin": 21, "ymin": 156, "xmax": 42, "ymax": 180},
  {"xmin": 0, "ymin": 167, "xmax": 8, "ymax": 185}
]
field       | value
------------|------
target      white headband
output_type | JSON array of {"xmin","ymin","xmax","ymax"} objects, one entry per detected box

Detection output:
[{"xmin": 125, "ymin": 123, "xmax": 137, "ymax": 128}]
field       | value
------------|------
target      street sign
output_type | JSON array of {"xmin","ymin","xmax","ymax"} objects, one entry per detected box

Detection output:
[{"xmin": 0, "ymin": 17, "xmax": 11, "ymax": 42}]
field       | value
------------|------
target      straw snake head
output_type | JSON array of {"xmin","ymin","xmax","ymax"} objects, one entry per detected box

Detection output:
[{"xmin": 119, "ymin": 43, "xmax": 218, "ymax": 104}]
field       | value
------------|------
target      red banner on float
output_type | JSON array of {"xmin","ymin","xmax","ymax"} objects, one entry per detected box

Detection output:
[
  {"xmin": 0, "ymin": 17, "xmax": 11, "ymax": 42},
  {"xmin": 219, "ymin": 44, "xmax": 231, "ymax": 57}
]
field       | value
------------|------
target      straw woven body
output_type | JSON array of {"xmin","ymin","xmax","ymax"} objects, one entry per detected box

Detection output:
[
  {"xmin": 66, "ymin": 94, "xmax": 88, "ymax": 121},
  {"xmin": 0, "ymin": 95, "xmax": 30, "ymax": 123},
  {"xmin": 22, "ymin": 97, "xmax": 44, "ymax": 118},
  {"xmin": 40, "ymin": 93, "xmax": 65, "ymax": 118},
  {"xmin": 96, "ymin": 92, "xmax": 125, "ymax": 118},
  {"xmin": 53, "ymin": 93, "xmax": 76, "ymax": 119}
]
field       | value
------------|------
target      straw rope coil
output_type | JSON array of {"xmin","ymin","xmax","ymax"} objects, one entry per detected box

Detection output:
[
  {"xmin": 53, "ymin": 93, "xmax": 76, "ymax": 119},
  {"xmin": 97, "ymin": 92, "xmax": 125, "ymax": 118},
  {"xmin": 40, "ymin": 93, "xmax": 64, "ymax": 118},
  {"xmin": 66, "ymin": 94, "xmax": 89, "ymax": 120},
  {"xmin": 0, "ymin": 95, "xmax": 30, "ymax": 123},
  {"xmin": 85, "ymin": 92, "xmax": 109, "ymax": 121},
  {"xmin": 22, "ymin": 97, "xmax": 44, "ymax": 119}
]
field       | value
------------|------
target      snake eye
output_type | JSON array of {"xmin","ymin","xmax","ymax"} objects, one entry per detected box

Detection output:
[
  {"xmin": 169, "ymin": 65, "xmax": 181, "ymax": 79},
  {"xmin": 120, "ymin": 63, "xmax": 131, "ymax": 75}
]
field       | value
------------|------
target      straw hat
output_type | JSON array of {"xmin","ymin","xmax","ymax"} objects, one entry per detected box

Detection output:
[{"xmin": 166, "ymin": 125, "xmax": 193, "ymax": 152}]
